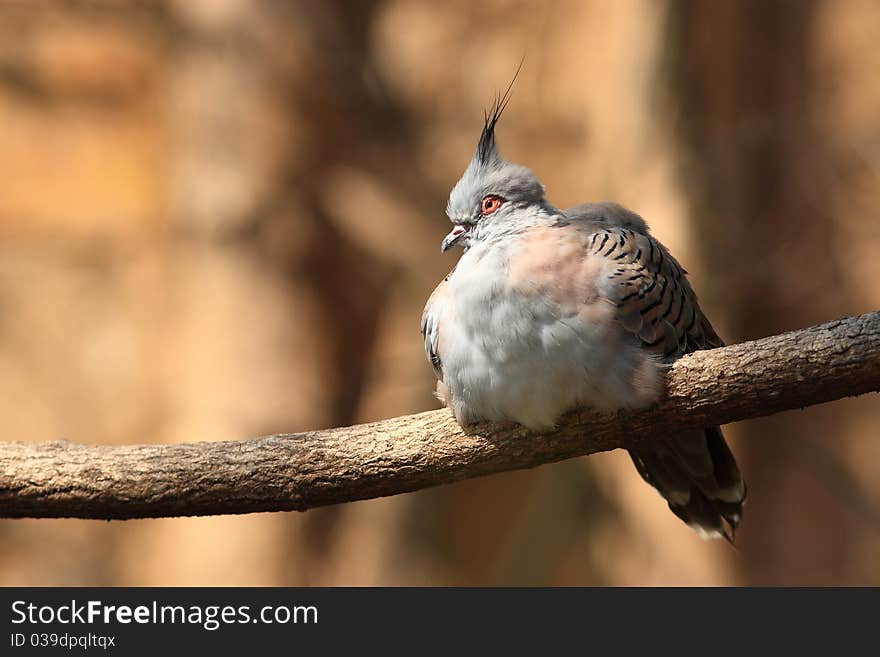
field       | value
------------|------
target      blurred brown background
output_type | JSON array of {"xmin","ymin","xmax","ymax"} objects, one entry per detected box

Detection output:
[{"xmin": 0, "ymin": 0, "xmax": 878, "ymax": 586}]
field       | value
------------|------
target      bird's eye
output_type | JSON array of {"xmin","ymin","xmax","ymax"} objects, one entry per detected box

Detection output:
[{"xmin": 480, "ymin": 195, "xmax": 505, "ymax": 217}]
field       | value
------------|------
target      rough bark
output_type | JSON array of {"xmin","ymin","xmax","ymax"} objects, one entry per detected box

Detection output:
[{"xmin": 1, "ymin": 312, "xmax": 878, "ymax": 520}]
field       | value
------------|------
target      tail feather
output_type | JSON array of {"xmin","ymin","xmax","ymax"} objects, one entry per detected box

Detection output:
[{"xmin": 628, "ymin": 427, "xmax": 746, "ymax": 541}]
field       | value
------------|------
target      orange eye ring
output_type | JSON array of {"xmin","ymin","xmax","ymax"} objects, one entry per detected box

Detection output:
[{"xmin": 480, "ymin": 194, "xmax": 505, "ymax": 216}]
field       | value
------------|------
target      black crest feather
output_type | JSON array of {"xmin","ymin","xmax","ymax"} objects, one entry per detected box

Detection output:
[{"xmin": 476, "ymin": 59, "xmax": 524, "ymax": 165}]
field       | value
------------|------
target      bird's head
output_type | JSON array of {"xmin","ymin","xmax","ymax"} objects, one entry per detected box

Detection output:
[{"xmin": 442, "ymin": 92, "xmax": 546, "ymax": 252}]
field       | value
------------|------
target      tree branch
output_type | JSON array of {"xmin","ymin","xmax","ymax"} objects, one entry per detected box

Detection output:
[{"xmin": 2, "ymin": 312, "xmax": 879, "ymax": 520}]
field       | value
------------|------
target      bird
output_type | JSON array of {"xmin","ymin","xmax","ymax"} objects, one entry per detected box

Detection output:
[{"xmin": 420, "ymin": 90, "xmax": 746, "ymax": 541}]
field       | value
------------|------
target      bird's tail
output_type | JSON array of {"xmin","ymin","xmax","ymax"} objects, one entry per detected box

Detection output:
[{"xmin": 628, "ymin": 427, "xmax": 746, "ymax": 541}]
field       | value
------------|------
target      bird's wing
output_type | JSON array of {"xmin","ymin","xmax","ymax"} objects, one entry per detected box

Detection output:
[
  {"xmin": 583, "ymin": 221, "xmax": 724, "ymax": 360},
  {"xmin": 568, "ymin": 207, "xmax": 742, "ymax": 540},
  {"xmin": 420, "ymin": 270, "xmax": 454, "ymax": 380}
]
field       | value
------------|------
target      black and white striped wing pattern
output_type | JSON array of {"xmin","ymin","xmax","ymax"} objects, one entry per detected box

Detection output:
[
  {"xmin": 580, "ymin": 216, "xmax": 744, "ymax": 541},
  {"xmin": 587, "ymin": 226, "xmax": 724, "ymax": 360},
  {"xmin": 420, "ymin": 271, "xmax": 454, "ymax": 381}
]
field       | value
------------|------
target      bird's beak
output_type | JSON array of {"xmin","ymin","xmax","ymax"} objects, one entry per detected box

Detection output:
[{"xmin": 441, "ymin": 225, "xmax": 468, "ymax": 252}]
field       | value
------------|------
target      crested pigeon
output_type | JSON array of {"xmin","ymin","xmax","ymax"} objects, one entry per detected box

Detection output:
[{"xmin": 420, "ymin": 93, "xmax": 746, "ymax": 540}]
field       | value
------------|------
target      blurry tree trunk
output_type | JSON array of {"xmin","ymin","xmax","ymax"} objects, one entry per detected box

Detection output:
[
  {"xmin": 672, "ymin": 0, "xmax": 864, "ymax": 583},
  {"xmin": 161, "ymin": 0, "xmax": 399, "ymax": 584},
  {"xmin": 221, "ymin": 1, "xmax": 430, "ymax": 582}
]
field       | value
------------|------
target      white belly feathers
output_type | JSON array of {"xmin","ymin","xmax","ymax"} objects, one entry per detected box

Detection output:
[{"xmin": 439, "ymin": 233, "xmax": 662, "ymax": 429}]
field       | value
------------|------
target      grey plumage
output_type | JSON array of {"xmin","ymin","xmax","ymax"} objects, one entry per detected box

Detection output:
[
  {"xmin": 422, "ymin": 101, "xmax": 746, "ymax": 540},
  {"xmin": 560, "ymin": 204, "xmax": 743, "ymax": 539}
]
